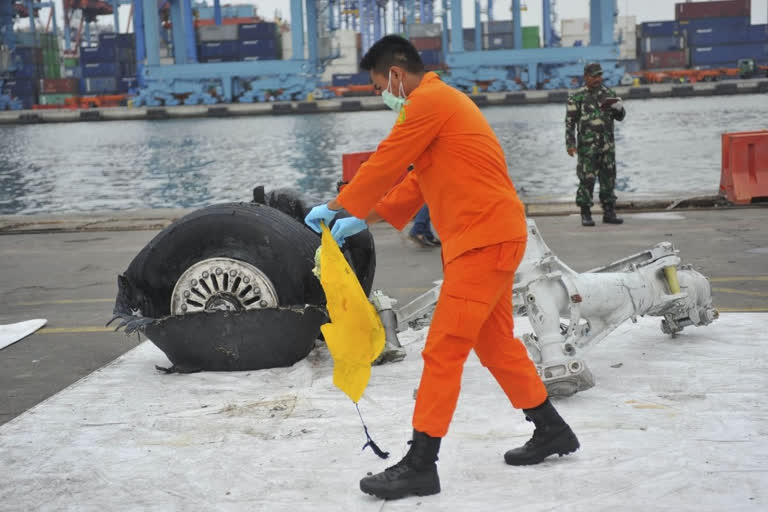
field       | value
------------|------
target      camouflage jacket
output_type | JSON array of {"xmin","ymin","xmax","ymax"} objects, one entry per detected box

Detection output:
[{"xmin": 565, "ymin": 84, "xmax": 626, "ymax": 151}]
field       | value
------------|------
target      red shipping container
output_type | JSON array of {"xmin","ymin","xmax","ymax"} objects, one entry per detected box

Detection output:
[
  {"xmin": 644, "ymin": 50, "xmax": 689, "ymax": 69},
  {"xmin": 675, "ymin": 0, "xmax": 749, "ymax": 20},
  {"xmin": 39, "ymin": 78, "xmax": 80, "ymax": 94},
  {"xmin": 410, "ymin": 37, "xmax": 442, "ymax": 51}
]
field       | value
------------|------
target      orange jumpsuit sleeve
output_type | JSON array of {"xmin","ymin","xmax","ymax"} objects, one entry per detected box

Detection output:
[
  {"xmin": 335, "ymin": 92, "xmax": 446, "ymax": 219},
  {"xmin": 374, "ymin": 171, "xmax": 425, "ymax": 230}
]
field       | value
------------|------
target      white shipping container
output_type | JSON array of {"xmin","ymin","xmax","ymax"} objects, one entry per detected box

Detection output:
[{"xmin": 198, "ymin": 24, "xmax": 239, "ymax": 42}]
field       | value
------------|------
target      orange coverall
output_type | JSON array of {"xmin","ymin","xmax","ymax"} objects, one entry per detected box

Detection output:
[{"xmin": 336, "ymin": 72, "xmax": 548, "ymax": 438}]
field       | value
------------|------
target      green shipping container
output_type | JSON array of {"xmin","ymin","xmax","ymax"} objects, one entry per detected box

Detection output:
[
  {"xmin": 522, "ymin": 26, "xmax": 540, "ymax": 48},
  {"xmin": 63, "ymin": 57, "xmax": 79, "ymax": 68},
  {"xmin": 39, "ymin": 93, "xmax": 75, "ymax": 105}
]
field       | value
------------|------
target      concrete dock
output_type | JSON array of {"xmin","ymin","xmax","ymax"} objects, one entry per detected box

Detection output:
[
  {"xmin": 1, "ymin": 78, "xmax": 766, "ymax": 125},
  {"xmin": 1, "ymin": 203, "xmax": 766, "ymax": 428}
]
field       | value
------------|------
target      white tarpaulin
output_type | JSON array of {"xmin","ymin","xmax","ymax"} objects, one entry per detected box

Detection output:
[{"xmin": 0, "ymin": 314, "xmax": 766, "ymax": 511}]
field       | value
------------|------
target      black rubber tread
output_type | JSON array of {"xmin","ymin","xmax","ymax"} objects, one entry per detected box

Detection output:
[{"xmin": 121, "ymin": 202, "xmax": 324, "ymax": 318}]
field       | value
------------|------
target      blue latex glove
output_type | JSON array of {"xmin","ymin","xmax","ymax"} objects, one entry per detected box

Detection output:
[
  {"xmin": 304, "ymin": 204, "xmax": 339, "ymax": 233},
  {"xmin": 331, "ymin": 217, "xmax": 368, "ymax": 246}
]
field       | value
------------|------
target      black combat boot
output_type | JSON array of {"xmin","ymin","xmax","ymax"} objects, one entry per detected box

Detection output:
[
  {"xmin": 602, "ymin": 204, "xmax": 624, "ymax": 224},
  {"xmin": 504, "ymin": 399, "xmax": 580, "ymax": 466},
  {"xmin": 580, "ymin": 206, "xmax": 595, "ymax": 227},
  {"xmin": 360, "ymin": 430, "xmax": 441, "ymax": 500}
]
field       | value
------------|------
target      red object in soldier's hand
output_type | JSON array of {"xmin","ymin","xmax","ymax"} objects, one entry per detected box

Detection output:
[{"xmin": 600, "ymin": 97, "xmax": 620, "ymax": 108}]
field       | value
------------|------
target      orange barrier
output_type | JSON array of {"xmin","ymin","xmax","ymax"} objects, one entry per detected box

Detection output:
[{"xmin": 720, "ymin": 131, "xmax": 768, "ymax": 204}]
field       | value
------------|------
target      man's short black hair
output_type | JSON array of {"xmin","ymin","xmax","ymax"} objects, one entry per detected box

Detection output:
[{"xmin": 360, "ymin": 35, "xmax": 425, "ymax": 75}]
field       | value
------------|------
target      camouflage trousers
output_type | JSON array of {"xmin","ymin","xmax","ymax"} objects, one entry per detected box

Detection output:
[{"xmin": 576, "ymin": 149, "xmax": 617, "ymax": 208}]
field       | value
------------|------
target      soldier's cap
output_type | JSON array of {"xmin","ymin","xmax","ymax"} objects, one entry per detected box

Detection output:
[{"xmin": 584, "ymin": 62, "xmax": 603, "ymax": 77}]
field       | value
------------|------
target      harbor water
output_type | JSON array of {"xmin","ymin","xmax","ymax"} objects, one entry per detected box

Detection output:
[{"xmin": 1, "ymin": 94, "xmax": 767, "ymax": 215}]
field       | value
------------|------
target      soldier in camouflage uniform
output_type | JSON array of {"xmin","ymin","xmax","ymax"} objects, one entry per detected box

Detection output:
[{"xmin": 566, "ymin": 62, "xmax": 626, "ymax": 226}]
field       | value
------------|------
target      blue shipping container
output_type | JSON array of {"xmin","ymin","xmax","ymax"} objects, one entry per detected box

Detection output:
[
  {"xmin": 199, "ymin": 41, "xmax": 240, "ymax": 59},
  {"xmin": 678, "ymin": 16, "xmax": 750, "ymax": 32},
  {"xmin": 331, "ymin": 72, "xmax": 371, "ymax": 86},
  {"xmin": 17, "ymin": 95, "xmax": 37, "ymax": 109},
  {"xmin": 12, "ymin": 61, "xmax": 41, "ymax": 78},
  {"xmin": 98, "ymin": 32, "xmax": 136, "ymax": 49},
  {"xmin": 239, "ymin": 40, "xmax": 277, "ymax": 58},
  {"xmin": 82, "ymin": 62, "xmax": 119, "ymax": 77},
  {"xmin": 117, "ymin": 76, "xmax": 138, "ymax": 93},
  {"xmin": 690, "ymin": 43, "xmax": 768, "ymax": 65},
  {"xmin": 641, "ymin": 36, "xmax": 685, "ymax": 53},
  {"xmin": 238, "ymin": 22, "xmax": 277, "ymax": 40},
  {"xmin": 81, "ymin": 77, "xmax": 117, "ymax": 94},
  {"xmin": 418, "ymin": 50, "xmax": 443, "ymax": 65},
  {"xmin": 1, "ymin": 78, "xmax": 37, "ymax": 96},
  {"xmin": 640, "ymin": 21, "xmax": 679, "ymax": 38},
  {"xmin": 198, "ymin": 56, "xmax": 239, "ymax": 63},
  {"xmin": 688, "ymin": 24, "xmax": 768, "ymax": 46},
  {"xmin": 80, "ymin": 45, "xmax": 116, "ymax": 63}
]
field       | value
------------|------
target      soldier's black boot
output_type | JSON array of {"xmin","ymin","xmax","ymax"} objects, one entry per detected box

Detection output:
[
  {"xmin": 360, "ymin": 430, "xmax": 441, "ymax": 500},
  {"xmin": 580, "ymin": 206, "xmax": 595, "ymax": 227},
  {"xmin": 504, "ymin": 399, "xmax": 580, "ymax": 466},
  {"xmin": 602, "ymin": 204, "xmax": 624, "ymax": 224}
]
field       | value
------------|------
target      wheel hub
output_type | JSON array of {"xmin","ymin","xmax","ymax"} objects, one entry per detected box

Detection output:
[{"xmin": 171, "ymin": 258, "xmax": 279, "ymax": 316}]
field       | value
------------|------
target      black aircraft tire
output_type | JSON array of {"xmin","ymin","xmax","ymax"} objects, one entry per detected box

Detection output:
[{"xmin": 122, "ymin": 202, "xmax": 325, "ymax": 318}]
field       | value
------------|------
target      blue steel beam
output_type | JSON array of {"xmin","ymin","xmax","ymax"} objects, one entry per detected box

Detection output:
[
  {"xmin": 134, "ymin": 0, "xmax": 145, "ymax": 85},
  {"xmin": 170, "ymin": 0, "xmax": 186, "ymax": 64},
  {"xmin": 590, "ymin": 0, "xmax": 615, "ymax": 46},
  {"xmin": 542, "ymin": 0, "xmax": 551, "ymax": 47},
  {"xmin": 306, "ymin": 0, "xmax": 319, "ymax": 72},
  {"xmin": 445, "ymin": 45, "xmax": 619, "ymax": 67},
  {"xmin": 440, "ymin": 0, "xmax": 448, "ymax": 52},
  {"xmin": 449, "ymin": 0, "xmax": 462, "ymax": 52},
  {"xmin": 142, "ymin": 0, "xmax": 160, "ymax": 65},
  {"xmin": 113, "ymin": 0, "xmax": 120, "ymax": 31},
  {"xmin": 290, "ymin": 0, "xmax": 304, "ymax": 60},
  {"xmin": 512, "ymin": 0, "xmax": 521, "ymax": 49},
  {"xmin": 474, "ymin": 1, "xmax": 481, "ymax": 52},
  {"xmin": 182, "ymin": 0, "xmax": 197, "ymax": 62},
  {"xmin": 487, "ymin": 0, "xmax": 493, "ymax": 22},
  {"xmin": 213, "ymin": 0, "xmax": 221, "ymax": 25}
]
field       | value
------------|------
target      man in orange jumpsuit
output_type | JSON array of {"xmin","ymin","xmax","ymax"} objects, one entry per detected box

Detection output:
[{"xmin": 304, "ymin": 35, "xmax": 579, "ymax": 500}]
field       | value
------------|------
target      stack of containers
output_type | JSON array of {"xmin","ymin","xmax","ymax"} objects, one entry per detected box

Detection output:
[
  {"xmin": 561, "ymin": 16, "xmax": 638, "ymax": 64},
  {"xmin": 322, "ymin": 30, "xmax": 359, "ymax": 84},
  {"xmin": 522, "ymin": 26, "xmax": 541, "ymax": 48},
  {"xmin": 238, "ymin": 22, "xmax": 279, "ymax": 61},
  {"xmin": 39, "ymin": 33, "xmax": 61, "ymax": 79},
  {"xmin": 79, "ymin": 32, "xmax": 137, "ymax": 96},
  {"xmin": 410, "ymin": 23, "xmax": 443, "ymax": 69},
  {"xmin": 197, "ymin": 24, "xmax": 240, "ymax": 62},
  {"xmin": 485, "ymin": 20, "xmax": 514, "ymax": 50},
  {"xmin": 6, "ymin": 32, "xmax": 43, "ymax": 108},
  {"xmin": 639, "ymin": 21, "xmax": 688, "ymax": 69},
  {"xmin": 38, "ymin": 78, "xmax": 79, "ymax": 105},
  {"xmin": 677, "ymin": 0, "xmax": 767, "ymax": 69}
]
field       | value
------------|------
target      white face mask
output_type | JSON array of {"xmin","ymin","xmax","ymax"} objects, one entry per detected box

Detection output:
[{"xmin": 382, "ymin": 70, "xmax": 406, "ymax": 112}]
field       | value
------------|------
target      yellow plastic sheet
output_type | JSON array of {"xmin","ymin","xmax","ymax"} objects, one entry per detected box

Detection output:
[{"xmin": 317, "ymin": 223, "xmax": 385, "ymax": 403}]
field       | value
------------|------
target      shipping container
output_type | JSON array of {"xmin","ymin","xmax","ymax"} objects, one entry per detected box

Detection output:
[
  {"xmin": 239, "ymin": 40, "xmax": 278, "ymax": 59},
  {"xmin": 676, "ymin": 0, "xmax": 750, "ymax": 20},
  {"xmin": 331, "ymin": 72, "xmax": 371, "ymax": 87},
  {"xmin": 98, "ymin": 32, "xmax": 136, "ymax": 49},
  {"xmin": 686, "ymin": 22, "xmax": 766, "ymax": 46},
  {"xmin": 39, "ymin": 78, "xmax": 79, "ymax": 94},
  {"xmin": 38, "ymin": 93, "xmax": 76, "ymax": 105},
  {"xmin": 418, "ymin": 50, "xmax": 442, "ymax": 66},
  {"xmin": 410, "ymin": 37, "xmax": 442, "ymax": 51},
  {"xmin": 642, "ymin": 36, "xmax": 685, "ymax": 53},
  {"xmin": 16, "ymin": 95, "xmax": 37, "ymax": 109},
  {"xmin": 82, "ymin": 62, "xmax": 118, "ymax": 78},
  {"xmin": 487, "ymin": 33, "xmax": 514, "ymax": 50},
  {"xmin": 198, "ymin": 41, "xmax": 240, "ymax": 59},
  {"xmin": 197, "ymin": 24, "xmax": 239, "ymax": 42},
  {"xmin": 486, "ymin": 20, "xmax": 514, "ymax": 35},
  {"xmin": 523, "ymin": 26, "xmax": 540, "ymax": 48},
  {"xmin": 80, "ymin": 45, "xmax": 116, "ymax": 63},
  {"xmin": 640, "ymin": 21, "xmax": 679, "ymax": 38},
  {"xmin": 195, "ymin": 4, "xmax": 255, "ymax": 20},
  {"xmin": 238, "ymin": 22, "xmax": 277, "ymax": 41},
  {"xmin": 1, "ymin": 78, "xmax": 37, "ymax": 96},
  {"xmin": 410, "ymin": 23, "xmax": 441, "ymax": 38},
  {"xmin": 117, "ymin": 76, "xmax": 138, "ymax": 93},
  {"xmin": 690, "ymin": 42, "xmax": 768, "ymax": 65},
  {"xmin": 644, "ymin": 49, "xmax": 689, "ymax": 69},
  {"xmin": 13, "ymin": 31, "xmax": 39, "ymax": 47},
  {"xmin": 198, "ymin": 56, "xmax": 239, "ymax": 63},
  {"xmin": 81, "ymin": 76, "xmax": 117, "ymax": 95}
]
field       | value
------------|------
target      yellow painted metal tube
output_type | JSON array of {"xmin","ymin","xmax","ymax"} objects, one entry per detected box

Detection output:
[{"xmin": 664, "ymin": 266, "xmax": 681, "ymax": 294}]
